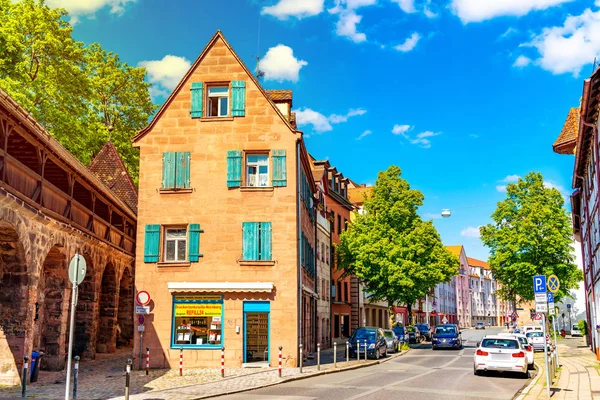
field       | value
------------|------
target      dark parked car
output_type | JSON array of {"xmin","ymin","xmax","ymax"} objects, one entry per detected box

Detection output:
[
  {"xmin": 383, "ymin": 329, "xmax": 400, "ymax": 353},
  {"xmin": 406, "ymin": 326, "xmax": 423, "ymax": 344},
  {"xmin": 416, "ymin": 324, "xmax": 432, "ymax": 341},
  {"xmin": 432, "ymin": 324, "xmax": 462, "ymax": 350},
  {"xmin": 476, "ymin": 322, "xmax": 485, "ymax": 330},
  {"xmin": 348, "ymin": 327, "xmax": 388, "ymax": 359},
  {"xmin": 393, "ymin": 325, "xmax": 408, "ymax": 344}
]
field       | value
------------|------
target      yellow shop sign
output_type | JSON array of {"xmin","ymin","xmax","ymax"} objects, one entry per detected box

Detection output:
[
  {"xmin": 175, "ymin": 295, "xmax": 222, "ymax": 301},
  {"xmin": 175, "ymin": 303, "xmax": 222, "ymax": 317}
]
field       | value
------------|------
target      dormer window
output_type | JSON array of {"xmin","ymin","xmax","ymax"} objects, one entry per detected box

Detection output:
[{"xmin": 208, "ymin": 86, "xmax": 229, "ymax": 117}]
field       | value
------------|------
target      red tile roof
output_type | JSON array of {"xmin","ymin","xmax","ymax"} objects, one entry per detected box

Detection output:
[
  {"xmin": 266, "ymin": 90, "xmax": 292, "ymax": 102},
  {"xmin": 88, "ymin": 142, "xmax": 138, "ymax": 214},
  {"xmin": 348, "ymin": 186, "xmax": 371, "ymax": 204},
  {"xmin": 553, "ymin": 107, "xmax": 579, "ymax": 155},
  {"xmin": 467, "ymin": 257, "xmax": 490, "ymax": 270}
]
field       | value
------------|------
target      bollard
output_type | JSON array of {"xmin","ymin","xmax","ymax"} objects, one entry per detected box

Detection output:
[
  {"xmin": 333, "ymin": 342, "xmax": 337, "ymax": 368},
  {"xmin": 346, "ymin": 341, "xmax": 350, "ymax": 365},
  {"xmin": 179, "ymin": 348, "xmax": 183, "ymax": 376},
  {"xmin": 357, "ymin": 340, "xmax": 360, "ymax": 361},
  {"xmin": 364, "ymin": 340, "xmax": 367, "ymax": 362},
  {"xmin": 278, "ymin": 346, "xmax": 282, "ymax": 378},
  {"xmin": 73, "ymin": 356, "xmax": 80, "ymax": 399},
  {"xmin": 21, "ymin": 355, "xmax": 28, "ymax": 398},
  {"xmin": 146, "ymin": 347, "xmax": 149, "ymax": 376},
  {"xmin": 317, "ymin": 343, "xmax": 321, "ymax": 371},
  {"xmin": 125, "ymin": 358, "xmax": 132, "ymax": 400},
  {"xmin": 221, "ymin": 347, "xmax": 225, "ymax": 378},
  {"xmin": 299, "ymin": 344, "xmax": 303, "ymax": 373}
]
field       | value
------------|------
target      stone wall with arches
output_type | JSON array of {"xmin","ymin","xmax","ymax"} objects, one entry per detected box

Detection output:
[{"xmin": 0, "ymin": 192, "xmax": 135, "ymax": 384}]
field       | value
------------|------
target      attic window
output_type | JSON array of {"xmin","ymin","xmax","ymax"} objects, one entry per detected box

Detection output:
[{"xmin": 208, "ymin": 86, "xmax": 229, "ymax": 117}]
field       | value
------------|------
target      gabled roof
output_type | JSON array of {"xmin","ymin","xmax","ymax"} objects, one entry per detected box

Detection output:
[
  {"xmin": 467, "ymin": 257, "xmax": 490, "ymax": 270},
  {"xmin": 348, "ymin": 186, "xmax": 371, "ymax": 205},
  {"xmin": 88, "ymin": 142, "xmax": 138, "ymax": 214},
  {"xmin": 553, "ymin": 107, "xmax": 579, "ymax": 155},
  {"xmin": 445, "ymin": 245, "xmax": 463, "ymax": 258},
  {"xmin": 266, "ymin": 90, "xmax": 292, "ymax": 102},
  {"xmin": 133, "ymin": 30, "xmax": 296, "ymax": 143}
]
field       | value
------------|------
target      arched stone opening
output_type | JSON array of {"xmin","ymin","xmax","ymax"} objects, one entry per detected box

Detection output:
[
  {"xmin": 0, "ymin": 221, "xmax": 29, "ymax": 385},
  {"xmin": 73, "ymin": 253, "xmax": 95, "ymax": 359},
  {"xmin": 38, "ymin": 245, "xmax": 69, "ymax": 371},
  {"xmin": 96, "ymin": 263, "xmax": 117, "ymax": 353},
  {"xmin": 116, "ymin": 267, "xmax": 133, "ymax": 348}
]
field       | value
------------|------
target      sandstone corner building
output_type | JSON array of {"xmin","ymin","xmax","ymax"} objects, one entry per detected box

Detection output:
[{"xmin": 133, "ymin": 31, "xmax": 318, "ymax": 368}]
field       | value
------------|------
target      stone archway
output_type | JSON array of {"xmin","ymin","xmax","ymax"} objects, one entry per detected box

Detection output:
[
  {"xmin": 38, "ymin": 245, "xmax": 70, "ymax": 371},
  {"xmin": 116, "ymin": 267, "xmax": 133, "ymax": 348},
  {"xmin": 96, "ymin": 263, "xmax": 117, "ymax": 353},
  {"xmin": 0, "ymin": 221, "xmax": 29, "ymax": 385},
  {"xmin": 73, "ymin": 253, "xmax": 95, "ymax": 359}
]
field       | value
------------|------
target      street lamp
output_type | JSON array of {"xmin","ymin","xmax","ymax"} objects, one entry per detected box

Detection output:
[{"xmin": 441, "ymin": 209, "xmax": 451, "ymax": 218}]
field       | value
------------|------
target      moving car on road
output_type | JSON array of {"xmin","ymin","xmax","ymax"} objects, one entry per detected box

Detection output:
[
  {"xmin": 571, "ymin": 324, "xmax": 582, "ymax": 337},
  {"xmin": 525, "ymin": 331, "xmax": 549, "ymax": 352},
  {"xmin": 406, "ymin": 326, "xmax": 423, "ymax": 344},
  {"xmin": 498, "ymin": 333, "xmax": 534, "ymax": 370},
  {"xmin": 432, "ymin": 324, "xmax": 462, "ymax": 350},
  {"xmin": 473, "ymin": 336, "xmax": 529, "ymax": 378},
  {"xmin": 383, "ymin": 329, "xmax": 400, "ymax": 353},
  {"xmin": 416, "ymin": 324, "xmax": 432, "ymax": 341},
  {"xmin": 348, "ymin": 327, "xmax": 388, "ymax": 359},
  {"xmin": 476, "ymin": 322, "xmax": 486, "ymax": 330}
]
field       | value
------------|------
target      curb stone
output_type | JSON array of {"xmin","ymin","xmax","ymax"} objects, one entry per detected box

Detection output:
[
  {"xmin": 190, "ymin": 348, "xmax": 411, "ymax": 400},
  {"xmin": 513, "ymin": 364, "xmax": 541, "ymax": 400}
]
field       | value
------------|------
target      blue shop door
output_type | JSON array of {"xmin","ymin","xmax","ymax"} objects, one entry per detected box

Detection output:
[{"xmin": 243, "ymin": 302, "xmax": 270, "ymax": 364}]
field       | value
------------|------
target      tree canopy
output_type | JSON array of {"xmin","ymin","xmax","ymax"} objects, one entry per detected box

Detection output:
[
  {"xmin": 336, "ymin": 166, "xmax": 459, "ymax": 318},
  {"xmin": 0, "ymin": 0, "xmax": 155, "ymax": 182},
  {"xmin": 480, "ymin": 172, "xmax": 582, "ymax": 305}
]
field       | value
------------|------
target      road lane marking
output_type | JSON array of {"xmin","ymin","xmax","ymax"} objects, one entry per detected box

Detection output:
[{"xmin": 385, "ymin": 385, "xmax": 508, "ymax": 399}]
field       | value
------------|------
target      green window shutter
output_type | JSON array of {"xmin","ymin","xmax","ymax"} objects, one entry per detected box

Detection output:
[
  {"xmin": 231, "ymin": 80, "xmax": 246, "ymax": 117},
  {"xmin": 190, "ymin": 82, "xmax": 203, "ymax": 118},
  {"xmin": 227, "ymin": 150, "xmax": 242, "ymax": 188},
  {"xmin": 259, "ymin": 222, "xmax": 272, "ymax": 260},
  {"xmin": 162, "ymin": 152, "xmax": 176, "ymax": 189},
  {"xmin": 242, "ymin": 222, "xmax": 259, "ymax": 260},
  {"xmin": 188, "ymin": 223, "xmax": 202, "ymax": 262},
  {"xmin": 272, "ymin": 149, "xmax": 287, "ymax": 187},
  {"xmin": 144, "ymin": 224, "xmax": 160, "ymax": 263},
  {"xmin": 176, "ymin": 152, "xmax": 191, "ymax": 189}
]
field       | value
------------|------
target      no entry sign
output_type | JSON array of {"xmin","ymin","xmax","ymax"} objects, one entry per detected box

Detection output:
[{"xmin": 136, "ymin": 290, "xmax": 151, "ymax": 306}]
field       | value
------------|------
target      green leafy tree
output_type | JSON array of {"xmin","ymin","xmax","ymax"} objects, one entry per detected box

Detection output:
[
  {"xmin": 480, "ymin": 172, "xmax": 582, "ymax": 306},
  {"xmin": 0, "ymin": 0, "xmax": 154, "ymax": 182},
  {"xmin": 336, "ymin": 166, "xmax": 459, "ymax": 321}
]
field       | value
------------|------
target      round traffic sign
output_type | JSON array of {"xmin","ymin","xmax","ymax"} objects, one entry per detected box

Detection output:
[
  {"xmin": 68, "ymin": 254, "xmax": 87, "ymax": 285},
  {"xmin": 547, "ymin": 275, "xmax": 560, "ymax": 293},
  {"xmin": 138, "ymin": 315, "xmax": 145, "ymax": 325},
  {"xmin": 136, "ymin": 290, "xmax": 151, "ymax": 306}
]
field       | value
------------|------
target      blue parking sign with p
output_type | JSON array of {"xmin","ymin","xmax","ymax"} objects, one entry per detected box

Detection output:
[
  {"xmin": 534, "ymin": 275, "xmax": 546, "ymax": 293},
  {"xmin": 547, "ymin": 292, "xmax": 554, "ymax": 303}
]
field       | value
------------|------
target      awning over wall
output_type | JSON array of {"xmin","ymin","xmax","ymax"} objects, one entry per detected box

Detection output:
[{"xmin": 168, "ymin": 282, "xmax": 274, "ymax": 293}]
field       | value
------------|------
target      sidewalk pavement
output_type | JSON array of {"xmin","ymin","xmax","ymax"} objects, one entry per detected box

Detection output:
[
  {"xmin": 517, "ymin": 337, "xmax": 600, "ymax": 400},
  {"xmin": 0, "ymin": 345, "xmax": 409, "ymax": 400}
]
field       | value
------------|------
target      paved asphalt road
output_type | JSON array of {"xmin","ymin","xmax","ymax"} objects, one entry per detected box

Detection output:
[{"xmin": 215, "ymin": 327, "xmax": 532, "ymax": 400}]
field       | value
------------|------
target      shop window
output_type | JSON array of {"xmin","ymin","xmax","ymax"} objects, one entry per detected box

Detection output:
[{"xmin": 172, "ymin": 295, "xmax": 223, "ymax": 348}]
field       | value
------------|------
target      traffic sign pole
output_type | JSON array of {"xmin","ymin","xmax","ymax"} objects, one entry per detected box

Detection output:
[
  {"xmin": 542, "ymin": 315, "xmax": 551, "ymax": 399},
  {"xmin": 65, "ymin": 254, "xmax": 86, "ymax": 400}
]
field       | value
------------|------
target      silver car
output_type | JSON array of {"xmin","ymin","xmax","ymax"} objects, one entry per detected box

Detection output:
[{"xmin": 383, "ymin": 329, "xmax": 400, "ymax": 353}]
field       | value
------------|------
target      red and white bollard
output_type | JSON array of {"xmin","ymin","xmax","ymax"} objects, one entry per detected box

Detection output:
[
  {"xmin": 179, "ymin": 348, "xmax": 183, "ymax": 376},
  {"xmin": 278, "ymin": 346, "xmax": 282, "ymax": 378},
  {"xmin": 221, "ymin": 347, "xmax": 225, "ymax": 378},
  {"xmin": 145, "ymin": 347, "xmax": 149, "ymax": 375}
]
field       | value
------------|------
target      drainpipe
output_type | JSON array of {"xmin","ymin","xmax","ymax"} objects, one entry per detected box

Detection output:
[
  {"xmin": 296, "ymin": 140, "xmax": 303, "ymax": 365},
  {"xmin": 314, "ymin": 200, "xmax": 318, "ymax": 352}
]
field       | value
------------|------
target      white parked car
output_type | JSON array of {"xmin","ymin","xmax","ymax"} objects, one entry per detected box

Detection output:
[
  {"xmin": 526, "ymin": 331, "xmax": 549, "ymax": 352},
  {"xmin": 473, "ymin": 336, "xmax": 529, "ymax": 378},
  {"xmin": 523, "ymin": 325, "xmax": 542, "ymax": 333},
  {"xmin": 571, "ymin": 325, "xmax": 582, "ymax": 337},
  {"xmin": 498, "ymin": 333, "xmax": 534, "ymax": 370}
]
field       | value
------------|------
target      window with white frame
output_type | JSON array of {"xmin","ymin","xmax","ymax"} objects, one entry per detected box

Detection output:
[
  {"xmin": 164, "ymin": 228, "xmax": 187, "ymax": 262},
  {"xmin": 246, "ymin": 154, "xmax": 269, "ymax": 187},
  {"xmin": 208, "ymin": 86, "xmax": 229, "ymax": 117}
]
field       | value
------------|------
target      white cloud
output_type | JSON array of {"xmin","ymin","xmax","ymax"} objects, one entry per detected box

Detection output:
[
  {"xmin": 408, "ymin": 131, "xmax": 441, "ymax": 148},
  {"xmin": 329, "ymin": 108, "xmax": 367, "ymax": 123},
  {"xmin": 392, "ymin": 124, "xmax": 412, "ymax": 135},
  {"xmin": 261, "ymin": 0, "xmax": 324, "ymax": 19},
  {"xmin": 525, "ymin": 8, "xmax": 600, "ymax": 76},
  {"xmin": 500, "ymin": 27, "xmax": 519, "ymax": 39},
  {"xmin": 423, "ymin": 212, "xmax": 442, "ymax": 220},
  {"xmin": 336, "ymin": 10, "xmax": 367, "ymax": 43},
  {"xmin": 513, "ymin": 55, "xmax": 532, "ymax": 68},
  {"xmin": 46, "ymin": 0, "xmax": 135, "ymax": 23},
  {"xmin": 391, "ymin": 0, "xmax": 416, "ymax": 13},
  {"xmin": 260, "ymin": 45, "xmax": 308, "ymax": 83},
  {"xmin": 138, "ymin": 55, "xmax": 192, "ymax": 98},
  {"xmin": 502, "ymin": 174, "xmax": 521, "ymax": 183},
  {"xmin": 294, "ymin": 108, "xmax": 333, "ymax": 132},
  {"xmin": 395, "ymin": 32, "xmax": 421, "ymax": 52},
  {"xmin": 461, "ymin": 226, "xmax": 482, "ymax": 238},
  {"xmin": 544, "ymin": 180, "xmax": 570, "ymax": 199},
  {"xmin": 450, "ymin": 0, "xmax": 572, "ymax": 23},
  {"xmin": 356, "ymin": 129, "xmax": 373, "ymax": 140},
  {"xmin": 496, "ymin": 185, "xmax": 507, "ymax": 192}
]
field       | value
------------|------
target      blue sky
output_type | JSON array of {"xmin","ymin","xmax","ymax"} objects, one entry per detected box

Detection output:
[{"xmin": 60, "ymin": 0, "xmax": 597, "ymax": 265}]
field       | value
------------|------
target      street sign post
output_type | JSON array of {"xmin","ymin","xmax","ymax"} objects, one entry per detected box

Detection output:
[
  {"xmin": 134, "ymin": 291, "xmax": 151, "ymax": 371},
  {"xmin": 533, "ymin": 275, "xmax": 551, "ymax": 399},
  {"xmin": 65, "ymin": 254, "xmax": 87, "ymax": 400},
  {"xmin": 547, "ymin": 275, "xmax": 560, "ymax": 293},
  {"xmin": 534, "ymin": 276, "xmax": 547, "ymax": 294},
  {"xmin": 136, "ymin": 290, "xmax": 151, "ymax": 306}
]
